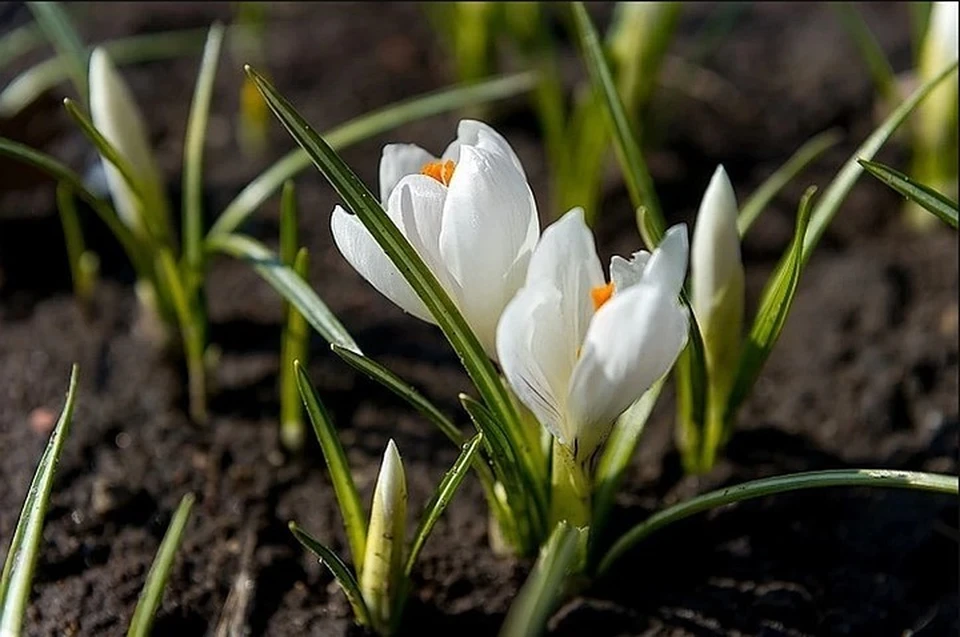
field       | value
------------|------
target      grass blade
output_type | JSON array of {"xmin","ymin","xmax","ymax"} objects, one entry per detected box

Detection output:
[
  {"xmin": 590, "ymin": 379, "xmax": 663, "ymax": 556},
  {"xmin": 245, "ymin": 65, "xmax": 538, "ymax": 493},
  {"xmin": 208, "ymin": 71, "xmax": 536, "ymax": 237},
  {"xmin": 0, "ymin": 28, "xmax": 209, "ymax": 119},
  {"xmin": 55, "ymin": 182, "xmax": 98, "ymax": 305},
  {"xmin": 598, "ymin": 468, "xmax": 958, "ymax": 576},
  {"xmin": 0, "ymin": 364, "xmax": 80, "ymax": 636},
  {"xmin": 725, "ymin": 187, "xmax": 816, "ymax": 422},
  {"xmin": 294, "ymin": 362, "xmax": 367, "ymax": 571},
  {"xmin": 738, "ymin": 128, "xmax": 843, "ymax": 236},
  {"xmin": 126, "ymin": 493, "xmax": 195, "ymax": 637},
  {"xmin": 802, "ymin": 60, "xmax": 958, "ymax": 265},
  {"xmin": 280, "ymin": 248, "xmax": 310, "ymax": 451},
  {"xmin": 0, "ymin": 23, "xmax": 45, "ymax": 71},
  {"xmin": 331, "ymin": 344, "xmax": 462, "ymax": 446},
  {"xmin": 205, "ymin": 233, "xmax": 359, "ymax": 353},
  {"xmin": 859, "ymin": 158, "xmax": 958, "ymax": 228},
  {"xmin": 571, "ymin": 2, "xmax": 663, "ymax": 246},
  {"xmin": 499, "ymin": 522, "xmax": 583, "ymax": 637},
  {"xmin": 832, "ymin": 3, "xmax": 899, "ymax": 103},
  {"xmin": 288, "ymin": 522, "xmax": 371, "ymax": 627},
  {"xmin": 182, "ymin": 23, "xmax": 225, "ymax": 286},
  {"xmin": 27, "ymin": 1, "xmax": 88, "ymax": 105},
  {"xmin": 404, "ymin": 433, "xmax": 483, "ymax": 576}
]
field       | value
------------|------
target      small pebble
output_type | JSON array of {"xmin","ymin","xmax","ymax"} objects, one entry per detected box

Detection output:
[{"xmin": 28, "ymin": 407, "xmax": 56, "ymax": 435}]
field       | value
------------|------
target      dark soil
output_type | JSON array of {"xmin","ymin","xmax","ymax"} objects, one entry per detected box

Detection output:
[{"xmin": 1, "ymin": 2, "xmax": 957, "ymax": 636}]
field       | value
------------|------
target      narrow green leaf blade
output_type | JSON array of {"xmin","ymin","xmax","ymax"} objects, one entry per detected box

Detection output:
[
  {"xmin": 208, "ymin": 71, "xmax": 537, "ymax": 237},
  {"xmin": 802, "ymin": 60, "xmax": 958, "ymax": 264},
  {"xmin": 598, "ymin": 468, "xmax": 958, "ymax": 576},
  {"xmin": 725, "ymin": 187, "xmax": 816, "ymax": 421},
  {"xmin": 571, "ymin": 2, "xmax": 664, "ymax": 246},
  {"xmin": 246, "ymin": 65, "xmax": 537, "ymax": 491},
  {"xmin": 206, "ymin": 233, "xmax": 359, "ymax": 353},
  {"xmin": 738, "ymin": 128, "xmax": 843, "ymax": 236},
  {"xmin": 0, "ymin": 28, "xmax": 209, "ymax": 119},
  {"xmin": 279, "ymin": 180, "xmax": 299, "ymax": 267},
  {"xmin": 289, "ymin": 522, "xmax": 371, "ymax": 627},
  {"xmin": 0, "ymin": 364, "xmax": 80, "ymax": 636},
  {"xmin": 182, "ymin": 23, "xmax": 225, "ymax": 282},
  {"xmin": 27, "ymin": 1, "xmax": 88, "ymax": 104},
  {"xmin": 294, "ymin": 362, "xmax": 367, "ymax": 571},
  {"xmin": 126, "ymin": 493, "xmax": 196, "ymax": 637},
  {"xmin": 332, "ymin": 344, "xmax": 462, "ymax": 446},
  {"xmin": 56, "ymin": 182, "xmax": 96, "ymax": 304},
  {"xmin": 499, "ymin": 522, "xmax": 583, "ymax": 637},
  {"xmin": 280, "ymin": 247, "xmax": 310, "ymax": 451},
  {"xmin": 858, "ymin": 158, "xmax": 958, "ymax": 228},
  {"xmin": 832, "ymin": 3, "xmax": 899, "ymax": 103},
  {"xmin": 0, "ymin": 23, "xmax": 45, "ymax": 71},
  {"xmin": 404, "ymin": 433, "xmax": 483, "ymax": 576}
]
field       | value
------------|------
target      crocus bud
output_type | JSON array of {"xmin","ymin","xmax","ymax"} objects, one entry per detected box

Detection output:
[
  {"xmin": 360, "ymin": 439, "xmax": 407, "ymax": 631},
  {"xmin": 89, "ymin": 47, "xmax": 170, "ymax": 238},
  {"xmin": 691, "ymin": 165, "xmax": 744, "ymax": 405}
]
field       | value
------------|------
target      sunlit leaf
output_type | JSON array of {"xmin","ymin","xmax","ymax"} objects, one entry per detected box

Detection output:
[{"xmin": 859, "ymin": 158, "xmax": 958, "ymax": 228}]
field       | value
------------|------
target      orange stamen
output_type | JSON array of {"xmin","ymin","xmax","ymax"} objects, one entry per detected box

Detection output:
[
  {"xmin": 420, "ymin": 159, "xmax": 456, "ymax": 186},
  {"xmin": 591, "ymin": 282, "xmax": 615, "ymax": 311}
]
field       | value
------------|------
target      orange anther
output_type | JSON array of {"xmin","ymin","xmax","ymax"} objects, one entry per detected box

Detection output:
[
  {"xmin": 590, "ymin": 282, "xmax": 615, "ymax": 311},
  {"xmin": 420, "ymin": 160, "xmax": 456, "ymax": 186}
]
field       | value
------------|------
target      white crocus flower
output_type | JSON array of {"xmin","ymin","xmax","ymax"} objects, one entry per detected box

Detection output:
[
  {"xmin": 88, "ymin": 47, "xmax": 169, "ymax": 236},
  {"xmin": 497, "ymin": 208, "xmax": 689, "ymax": 466},
  {"xmin": 331, "ymin": 120, "xmax": 540, "ymax": 358},
  {"xmin": 691, "ymin": 165, "xmax": 744, "ymax": 406}
]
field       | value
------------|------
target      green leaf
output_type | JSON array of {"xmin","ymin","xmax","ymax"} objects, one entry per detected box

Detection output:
[
  {"xmin": 246, "ymin": 65, "xmax": 541, "ymax": 497},
  {"xmin": 725, "ymin": 186, "xmax": 816, "ymax": 422},
  {"xmin": 404, "ymin": 433, "xmax": 483, "ymax": 576},
  {"xmin": 858, "ymin": 158, "xmax": 958, "ymax": 228},
  {"xmin": 570, "ymin": 2, "xmax": 663, "ymax": 247},
  {"xmin": 331, "ymin": 344, "xmax": 463, "ymax": 446},
  {"xmin": 0, "ymin": 23, "xmax": 45, "ymax": 72},
  {"xmin": 279, "ymin": 180, "xmax": 299, "ymax": 268},
  {"xmin": 738, "ymin": 128, "xmax": 843, "ymax": 236},
  {"xmin": 182, "ymin": 23, "xmax": 225, "ymax": 284},
  {"xmin": 126, "ymin": 493, "xmax": 196, "ymax": 637},
  {"xmin": 206, "ymin": 233, "xmax": 359, "ymax": 353},
  {"xmin": 832, "ymin": 3, "xmax": 899, "ymax": 104},
  {"xmin": 280, "ymin": 248, "xmax": 310, "ymax": 451},
  {"xmin": 56, "ymin": 182, "xmax": 97, "ymax": 305},
  {"xmin": 802, "ymin": 60, "xmax": 958, "ymax": 265},
  {"xmin": 0, "ymin": 364, "xmax": 80, "ymax": 636},
  {"xmin": 499, "ymin": 522, "xmax": 583, "ymax": 637},
  {"xmin": 288, "ymin": 522, "xmax": 372, "ymax": 627},
  {"xmin": 0, "ymin": 28, "xmax": 209, "ymax": 119},
  {"xmin": 590, "ymin": 379, "xmax": 663, "ymax": 556},
  {"xmin": 294, "ymin": 362, "xmax": 367, "ymax": 571},
  {"xmin": 460, "ymin": 394, "xmax": 543, "ymax": 552},
  {"xmin": 208, "ymin": 71, "xmax": 537, "ymax": 238},
  {"xmin": 28, "ymin": 1, "xmax": 88, "ymax": 105},
  {"xmin": 597, "ymin": 468, "xmax": 958, "ymax": 576}
]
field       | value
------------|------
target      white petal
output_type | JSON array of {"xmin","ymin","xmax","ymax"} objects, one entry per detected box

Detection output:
[
  {"xmin": 442, "ymin": 120, "xmax": 527, "ymax": 178},
  {"xmin": 641, "ymin": 223, "xmax": 689, "ymax": 299},
  {"xmin": 928, "ymin": 2, "xmax": 959, "ymax": 67},
  {"xmin": 373, "ymin": 439, "xmax": 406, "ymax": 522},
  {"xmin": 379, "ymin": 143, "xmax": 436, "ymax": 203},
  {"xmin": 496, "ymin": 284, "xmax": 575, "ymax": 444},
  {"xmin": 88, "ymin": 47, "xmax": 163, "ymax": 232},
  {"xmin": 567, "ymin": 281, "xmax": 689, "ymax": 462},
  {"xmin": 526, "ymin": 207, "xmax": 604, "ymax": 355},
  {"xmin": 610, "ymin": 251, "xmax": 650, "ymax": 291},
  {"xmin": 691, "ymin": 166, "xmax": 742, "ymax": 323},
  {"xmin": 389, "ymin": 175, "xmax": 449, "ymax": 280},
  {"xmin": 439, "ymin": 144, "xmax": 539, "ymax": 355},
  {"xmin": 331, "ymin": 205, "xmax": 435, "ymax": 324}
]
